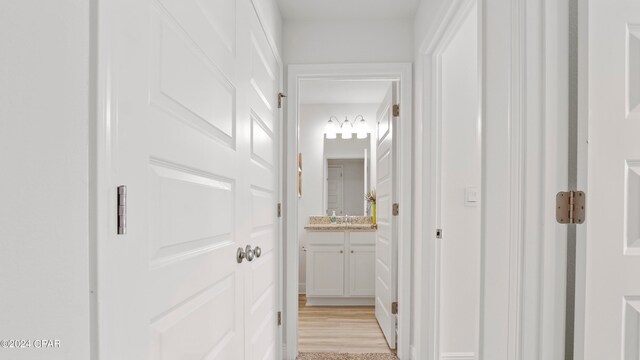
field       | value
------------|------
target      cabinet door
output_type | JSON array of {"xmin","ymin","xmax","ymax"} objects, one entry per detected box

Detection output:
[
  {"xmin": 349, "ymin": 245, "xmax": 376, "ymax": 296},
  {"xmin": 307, "ymin": 246, "xmax": 345, "ymax": 296}
]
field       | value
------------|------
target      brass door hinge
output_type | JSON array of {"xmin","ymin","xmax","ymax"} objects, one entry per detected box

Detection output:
[
  {"xmin": 392, "ymin": 104, "xmax": 400, "ymax": 117},
  {"xmin": 556, "ymin": 191, "xmax": 586, "ymax": 224},
  {"xmin": 391, "ymin": 302, "xmax": 398, "ymax": 315},
  {"xmin": 278, "ymin": 92, "xmax": 287, "ymax": 109}
]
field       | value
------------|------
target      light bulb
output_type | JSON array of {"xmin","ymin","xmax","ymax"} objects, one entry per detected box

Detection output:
[
  {"xmin": 356, "ymin": 118, "xmax": 369, "ymax": 139},
  {"xmin": 325, "ymin": 119, "xmax": 337, "ymax": 139}
]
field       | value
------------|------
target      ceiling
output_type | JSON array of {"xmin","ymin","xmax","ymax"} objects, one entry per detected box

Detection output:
[
  {"xmin": 275, "ymin": 0, "xmax": 421, "ymax": 20},
  {"xmin": 299, "ymin": 80, "xmax": 392, "ymax": 105}
]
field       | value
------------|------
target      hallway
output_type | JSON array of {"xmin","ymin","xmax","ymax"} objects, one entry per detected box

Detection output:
[{"xmin": 298, "ymin": 295, "xmax": 393, "ymax": 354}]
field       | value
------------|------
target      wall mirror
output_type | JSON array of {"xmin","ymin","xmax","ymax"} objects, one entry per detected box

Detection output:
[{"xmin": 323, "ymin": 135, "xmax": 371, "ymax": 216}]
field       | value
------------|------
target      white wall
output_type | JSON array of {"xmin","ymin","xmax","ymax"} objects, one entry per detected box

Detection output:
[
  {"xmin": 0, "ymin": 1, "xmax": 92, "ymax": 359},
  {"xmin": 438, "ymin": 5, "xmax": 481, "ymax": 356},
  {"xmin": 284, "ymin": 19, "xmax": 414, "ymax": 64},
  {"xmin": 297, "ymin": 103, "xmax": 378, "ymax": 292},
  {"xmin": 412, "ymin": 1, "xmax": 450, "ymax": 356}
]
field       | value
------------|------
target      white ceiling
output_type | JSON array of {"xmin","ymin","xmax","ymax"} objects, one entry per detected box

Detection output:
[
  {"xmin": 275, "ymin": 0, "xmax": 421, "ymax": 20},
  {"xmin": 300, "ymin": 80, "xmax": 392, "ymax": 105}
]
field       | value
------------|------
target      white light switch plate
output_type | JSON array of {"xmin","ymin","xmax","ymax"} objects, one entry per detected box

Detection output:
[{"xmin": 465, "ymin": 187, "xmax": 479, "ymax": 207}]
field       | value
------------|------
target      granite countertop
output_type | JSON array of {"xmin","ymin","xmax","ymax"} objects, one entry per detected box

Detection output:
[
  {"xmin": 304, "ymin": 223, "xmax": 377, "ymax": 231},
  {"xmin": 304, "ymin": 215, "xmax": 377, "ymax": 231}
]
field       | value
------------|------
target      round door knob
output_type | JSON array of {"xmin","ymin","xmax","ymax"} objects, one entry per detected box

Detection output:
[
  {"xmin": 245, "ymin": 245, "xmax": 255, "ymax": 262},
  {"xmin": 254, "ymin": 246, "xmax": 262, "ymax": 258},
  {"xmin": 340, "ymin": 250, "xmax": 344, "ymax": 254},
  {"xmin": 237, "ymin": 247, "xmax": 246, "ymax": 263}
]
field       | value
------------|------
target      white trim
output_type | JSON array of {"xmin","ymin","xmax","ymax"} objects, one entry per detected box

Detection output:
[
  {"xmin": 573, "ymin": 0, "xmax": 589, "ymax": 357},
  {"xmin": 285, "ymin": 63, "xmax": 412, "ymax": 360},
  {"xmin": 440, "ymin": 353, "xmax": 477, "ymax": 360},
  {"xmin": 418, "ymin": 2, "xmax": 480, "ymax": 360},
  {"xmin": 95, "ymin": 0, "xmax": 116, "ymax": 356},
  {"xmin": 507, "ymin": 0, "xmax": 526, "ymax": 358}
]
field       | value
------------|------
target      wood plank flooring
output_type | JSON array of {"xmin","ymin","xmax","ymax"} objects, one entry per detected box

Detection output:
[{"xmin": 298, "ymin": 295, "xmax": 393, "ymax": 354}]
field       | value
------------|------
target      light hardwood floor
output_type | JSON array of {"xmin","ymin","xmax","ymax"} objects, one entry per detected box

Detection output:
[{"xmin": 298, "ymin": 295, "xmax": 393, "ymax": 354}]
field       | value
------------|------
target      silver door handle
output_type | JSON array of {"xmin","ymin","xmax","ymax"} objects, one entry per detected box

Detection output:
[
  {"xmin": 254, "ymin": 246, "xmax": 262, "ymax": 258},
  {"xmin": 245, "ymin": 245, "xmax": 255, "ymax": 262},
  {"xmin": 237, "ymin": 247, "xmax": 246, "ymax": 263}
]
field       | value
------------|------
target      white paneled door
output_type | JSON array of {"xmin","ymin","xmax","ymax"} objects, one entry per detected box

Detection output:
[
  {"xmin": 98, "ymin": 0, "xmax": 280, "ymax": 359},
  {"xmin": 584, "ymin": 0, "xmax": 640, "ymax": 358},
  {"xmin": 375, "ymin": 83, "xmax": 398, "ymax": 349}
]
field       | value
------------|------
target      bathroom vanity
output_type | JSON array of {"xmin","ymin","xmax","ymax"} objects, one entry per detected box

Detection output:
[{"xmin": 304, "ymin": 218, "xmax": 377, "ymax": 306}]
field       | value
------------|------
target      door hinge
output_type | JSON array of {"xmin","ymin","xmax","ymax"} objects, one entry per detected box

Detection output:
[
  {"xmin": 392, "ymin": 203, "xmax": 400, "ymax": 216},
  {"xmin": 393, "ymin": 104, "xmax": 400, "ymax": 117},
  {"xmin": 391, "ymin": 302, "xmax": 398, "ymax": 315},
  {"xmin": 556, "ymin": 191, "xmax": 586, "ymax": 224},
  {"xmin": 436, "ymin": 229, "xmax": 443, "ymax": 239},
  {"xmin": 278, "ymin": 92, "xmax": 287, "ymax": 109},
  {"xmin": 117, "ymin": 185, "xmax": 127, "ymax": 235},
  {"xmin": 277, "ymin": 311, "xmax": 282, "ymax": 326},
  {"xmin": 277, "ymin": 203, "xmax": 282, "ymax": 218}
]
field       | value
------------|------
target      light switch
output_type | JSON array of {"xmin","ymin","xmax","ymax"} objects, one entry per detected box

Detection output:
[{"xmin": 465, "ymin": 187, "xmax": 479, "ymax": 206}]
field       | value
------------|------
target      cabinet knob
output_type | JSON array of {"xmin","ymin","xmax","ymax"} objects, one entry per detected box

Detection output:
[
  {"xmin": 340, "ymin": 250, "xmax": 343, "ymax": 254},
  {"xmin": 351, "ymin": 250, "xmax": 354, "ymax": 253}
]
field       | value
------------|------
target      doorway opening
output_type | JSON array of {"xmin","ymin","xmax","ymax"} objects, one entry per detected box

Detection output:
[{"xmin": 285, "ymin": 64, "xmax": 412, "ymax": 360}]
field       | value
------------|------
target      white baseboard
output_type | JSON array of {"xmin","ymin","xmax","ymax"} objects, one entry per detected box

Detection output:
[{"xmin": 440, "ymin": 353, "xmax": 476, "ymax": 360}]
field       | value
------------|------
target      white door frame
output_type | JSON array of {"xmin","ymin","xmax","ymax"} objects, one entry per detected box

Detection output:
[
  {"xmin": 416, "ymin": 0, "xmax": 569, "ymax": 359},
  {"xmin": 284, "ymin": 63, "xmax": 412, "ymax": 359}
]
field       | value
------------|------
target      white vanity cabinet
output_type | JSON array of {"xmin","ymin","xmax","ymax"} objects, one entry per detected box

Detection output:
[
  {"xmin": 307, "ymin": 245, "xmax": 345, "ymax": 296},
  {"xmin": 306, "ymin": 230, "xmax": 375, "ymax": 306}
]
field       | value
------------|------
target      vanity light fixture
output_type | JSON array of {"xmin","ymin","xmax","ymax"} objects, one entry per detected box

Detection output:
[{"xmin": 324, "ymin": 115, "xmax": 369, "ymax": 139}]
